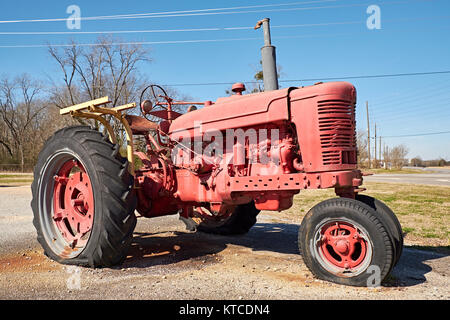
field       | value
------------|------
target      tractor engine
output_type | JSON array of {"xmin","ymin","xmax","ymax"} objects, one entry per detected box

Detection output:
[{"xmin": 133, "ymin": 81, "xmax": 361, "ymax": 220}]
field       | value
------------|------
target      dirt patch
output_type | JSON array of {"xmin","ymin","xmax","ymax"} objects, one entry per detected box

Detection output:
[{"xmin": 0, "ymin": 249, "xmax": 60, "ymax": 274}]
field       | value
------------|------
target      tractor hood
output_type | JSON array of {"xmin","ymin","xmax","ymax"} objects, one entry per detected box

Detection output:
[
  {"xmin": 168, "ymin": 88, "xmax": 292, "ymax": 136},
  {"xmin": 168, "ymin": 81, "xmax": 356, "ymax": 137}
]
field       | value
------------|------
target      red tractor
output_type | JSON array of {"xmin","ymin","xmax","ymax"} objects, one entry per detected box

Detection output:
[{"xmin": 31, "ymin": 80, "xmax": 403, "ymax": 287}]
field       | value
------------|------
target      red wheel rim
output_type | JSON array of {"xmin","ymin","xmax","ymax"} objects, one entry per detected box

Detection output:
[
  {"xmin": 319, "ymin": 221, "xmax": 368, "ymax": 270},
  {"xmin": 52, "ymin": 159, "xmax": 94, "ymax": 248}
]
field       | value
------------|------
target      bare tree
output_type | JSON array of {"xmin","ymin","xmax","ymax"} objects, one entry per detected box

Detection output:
[
  {"xmin": 410, "ymin": 156, "xmax": 424, "ymax": 167},
  {"xmin": 48, "ymin": 37, "xmax": 152, "ymax": 144},
  {"xmin": 0, "ymin": 120, "xmax": 13, "ymax": 158},
  {"xmin": 356, "ymin": 130, "xmax": 368, "ymax": 167},
  {"xmin": 0, "ymin": 74, "xmax": 46, "ymax": 171},
  {"xmin": 390, "ymin": 144, "xmax": 409, "ymax": 169},
  {"xmin": 48, "ymin": 37, "xmax": 151, "ymax": 108}
]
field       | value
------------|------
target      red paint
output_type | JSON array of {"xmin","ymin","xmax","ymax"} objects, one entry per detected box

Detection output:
[
  {"xmin": 52, "ymin": 159, "xmax": 94, "ymax": 246},
  {"xmin": 319, "ymin": 221, "xmax": 368, "ymax": 269},
  {"xmin": 132, "ymin": 81, "xmax": 362, "ymax": 219}
]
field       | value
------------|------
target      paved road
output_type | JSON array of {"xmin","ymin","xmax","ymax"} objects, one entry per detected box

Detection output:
[
  {"xmin": 364, "ymin": 173, "xmax": 450, "ymax": 186},
  {"xmin": 0, "ymin": 186, "xmax": 449, "ymax": 300}
]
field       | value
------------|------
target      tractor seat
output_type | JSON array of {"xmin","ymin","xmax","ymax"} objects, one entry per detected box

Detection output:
[{"xmin": 125, "ymin": 115, "xmax": 158, "ymax": 135}]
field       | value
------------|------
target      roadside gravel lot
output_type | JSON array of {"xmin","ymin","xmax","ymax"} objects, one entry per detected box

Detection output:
[{"xmin": 0, "ymin": 186, "xmax": 448, "ymax": 300}]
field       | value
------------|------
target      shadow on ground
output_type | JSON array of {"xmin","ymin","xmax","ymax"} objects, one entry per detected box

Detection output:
[
  {"xmin": 123, "ymin": 221, "xmax": 449, "ymax": 288},
  {"xmin": 122, "ymin": 222, "xmax": 298, "ymax": 269},
  {"xmin": 389, "ymin": 246, "xmax": 449, "ymax": 287}
]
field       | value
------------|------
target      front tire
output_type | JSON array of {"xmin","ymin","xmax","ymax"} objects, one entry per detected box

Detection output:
[
  {"xmin": 298, "ymin": 198, "xmax": 395, "ymax": 286},
  {"xmin": 355, "ymin": 194, "xmax": 403, "ymax": 267},
  {"xmin": 196, "ymin": 201, "xmax": 260, "ymax": 235},
  {"xmin": 31, "ymin": 126, "xmax": 137, "ymax": 267}
]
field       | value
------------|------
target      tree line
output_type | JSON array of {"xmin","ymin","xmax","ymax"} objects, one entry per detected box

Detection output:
[
  {"xmin": 0, "ymin": 37, "xmax": 182, "ymax": 172},
  {"xmin": 357, "ymin": 130, "xmax": 448, "ymax": 169},
  {"xmin": 357, "ymin": 130, "xmax": 410, "ymax": 169}
]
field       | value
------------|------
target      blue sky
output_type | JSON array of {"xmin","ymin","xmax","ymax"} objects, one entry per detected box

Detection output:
[{"xmin": 0, "ymin": 0, "xmax": 449, "ymax": 160}]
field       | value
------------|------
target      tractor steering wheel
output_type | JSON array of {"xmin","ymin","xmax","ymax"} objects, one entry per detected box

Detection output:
[{"xmin": 139, "ymin": 84, "xmax": 170, "ymax": 116}]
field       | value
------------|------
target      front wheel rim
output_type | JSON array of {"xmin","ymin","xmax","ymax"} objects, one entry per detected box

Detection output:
[{"xmin": 312, "ymin": 218, "xmax": 373, "ymax": 277}]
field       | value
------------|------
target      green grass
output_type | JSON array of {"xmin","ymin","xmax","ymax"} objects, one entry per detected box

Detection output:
[
  {"xmin": 402, "ymin": 227, "xmax": 415, "ymax": 234},
  {"xmin": 0, "ymin": 178, "xmax": 34, "ymax": 184},
  {"xmin": 354, "ymin": 183, "xmax": 449, "ymax": 244},
  {"xmin": 0, "ymin": 174, "xmax": 33, "ymax": 179},
  {"xmin": 0, "ymin": 173, "xmax": 34, "ymax": 185}
]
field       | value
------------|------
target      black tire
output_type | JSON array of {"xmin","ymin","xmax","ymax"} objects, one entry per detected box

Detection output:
[
  {"xmin": 196, "ymin": 201, "xmax": 260, "ymax": 235},
  {"xmin": 355, "ymin": 194, "xmax": 403, "ymax": 266},
  {"xmin": 31, "ymin": 126, "xmax": 137, "ymax": 268},
  {"xmin": 298, "ymin": 198, "xmax": 395, "ymax": 287}
]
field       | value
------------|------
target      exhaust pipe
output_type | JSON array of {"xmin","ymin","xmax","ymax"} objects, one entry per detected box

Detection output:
[{"xmin": 255, "ymin": 18, "xmax": 279, "ymax": 91}]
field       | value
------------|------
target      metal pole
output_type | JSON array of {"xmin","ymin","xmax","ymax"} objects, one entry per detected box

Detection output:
[
  {"xmin": 366, "ymin": 101, "xmax": 371, "ymax": 169},
  {"xmin": 255, "ymin": 18, "xmax": 279, "ymax": 91},
  {"xmin": 379, "ymin": 136, "xmax": 382, "ymax": 165},
  {"xmin": 374, "ymin": 123, "xmax": 377, "ymax": 167}
]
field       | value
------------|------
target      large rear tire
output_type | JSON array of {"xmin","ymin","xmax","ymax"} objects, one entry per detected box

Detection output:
[
  {"xmin": 298, "ymin": 197, "xmax": 395, "ymax": 286},
  {"xmin": 196, "ymin": 201, "xmax": 260, "ymax": 235},
  {"xmin": 31, "ymin": 126, "xmax": 137, "ymax": 267}
]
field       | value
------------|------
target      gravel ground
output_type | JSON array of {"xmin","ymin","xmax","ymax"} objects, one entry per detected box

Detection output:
[{"xmin": 0, "ymin": 186, "xmax": 448, "ymax": 300}]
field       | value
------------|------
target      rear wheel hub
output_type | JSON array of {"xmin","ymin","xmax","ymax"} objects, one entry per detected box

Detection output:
[{"xmin": 53, "ymin": 159, "xmax": 94, "ymax": 248}]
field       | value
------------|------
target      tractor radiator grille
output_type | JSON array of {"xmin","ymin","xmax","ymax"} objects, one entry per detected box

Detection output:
[{"xmin": 317, "ymin": 99, "xmax": 357, "ymax": 166}]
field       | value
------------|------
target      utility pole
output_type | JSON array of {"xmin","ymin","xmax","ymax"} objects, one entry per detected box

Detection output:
[
  {"xmin": 374, "ymin": 123, "xmax": 377, "ymax": 168},
  {"xmin": 385, "ymin": 144, "xmax": 389, "ymax": 169},
  {"xmin": 255, "ymin": 18, "xmax": 279, "ymax": 91},
  {"xmin": 366, "ymin": 101, "xmax": 371, "ymax": 169},
  {"xmin": 379, "ymin": 136, "xmax": 382, "ymax": 166}
]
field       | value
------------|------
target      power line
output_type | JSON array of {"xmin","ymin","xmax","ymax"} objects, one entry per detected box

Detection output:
[
  {"xmin": 0, "ymin": 28, "xmax": 224, "ymax": 35},
  {"xmin": 0, "ymin": 37, "xmax": 263, "ymax": 48},
  {"xmin": 0, "ymin": 0, "xmax": 342, "ymax": 24},
  {"xmin": 372, "ymin": 101, "xmax": 450, "ymax": 122},
  {"xmin": 1, "ymin": 15, "xmax": 449, "ymax": 36},
  {"xmin": 367, "ymin": 77, "xmax": 450, "ymax": 106},
  {"xmin": 364, "ymin": 111, "xmax": 450, "ymax": 131},
  {"xmin": 382, "ymin": 130, "xmax": 450, "ymax": 138},
  {"xmin": 371, "ymin": 107, "xmax": 450, "ymax": 125},
  {"xmin": 369, "ymin": 81, "xmax": 450, "ymax": 119},
  {"xmin": 0, "ymin": 0, "xmax": 434, "ymax": 24},
  {"xmin": 0, "ymin": 27, "xmax": 441, "ymax": 86},
  {"xmin": 2, "ymin": 21, "xmax": 450, "ymax": 49},
  {"xmin": 0, "ymin": 1, "xmax": 337, "ymax": 23},
  {"xmin": 281, "ymin": 70, "xmax": 450, "ymax": 83},
  {"xmin": 158, "ymin": 70, "xmax": 450, "ymax": 87},
  {"xmin": 0, "ymin": 31, "xmax": 372, "ymax": 48},
  {"xmin": 371, "ymin": 93, "xmax": 450, "ymax": 118}
]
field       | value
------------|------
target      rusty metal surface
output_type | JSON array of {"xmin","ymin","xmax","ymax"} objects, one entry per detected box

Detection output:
[{"xmin": 125, "ymin": 114, "xmax": 158, "ymax": 134}]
